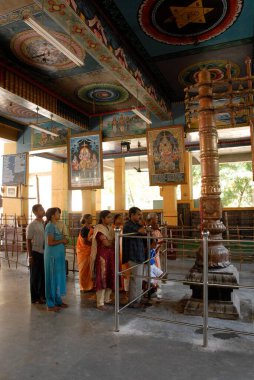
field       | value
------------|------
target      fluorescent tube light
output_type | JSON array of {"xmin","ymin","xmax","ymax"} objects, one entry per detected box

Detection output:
[
  {"xmin": 23, "ymin": 16, "xmax": 83, "ymax": 67},
  {"xmin": 132, "ymin": 108, "xmax": 152, "ymax": 124},
  {"xmin": 28, "ymin": 124, "xmax": 59, "ymax": 137}
]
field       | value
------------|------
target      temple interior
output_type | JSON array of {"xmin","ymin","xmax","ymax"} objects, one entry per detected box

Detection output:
[{"xmin": 0, "ymin": 1, "xmax": 254, "ymax": 379}]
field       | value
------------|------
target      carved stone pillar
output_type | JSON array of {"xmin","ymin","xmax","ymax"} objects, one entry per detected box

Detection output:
[{"xmin": 184, "ymin": 69, "xmax": 239, "ymax": 319}]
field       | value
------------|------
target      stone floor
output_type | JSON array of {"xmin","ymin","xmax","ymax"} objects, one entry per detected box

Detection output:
[{"xmin": 0, "ymin": 254, "xmax": 254, "ymax": 380}]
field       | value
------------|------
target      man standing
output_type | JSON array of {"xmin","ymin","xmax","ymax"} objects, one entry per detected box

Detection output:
[
  {"xmin": 122, "ymin": 207, "xmax": 146, "ymax": 308},
  {"xmin": 26, "ymin": 204, "xmax": 45, "ymax": 304}
]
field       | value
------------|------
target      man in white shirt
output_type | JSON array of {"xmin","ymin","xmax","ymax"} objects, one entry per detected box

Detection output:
[{"xmin": 26, "ymin": 204, "xmax": 45, "ymax": 304}]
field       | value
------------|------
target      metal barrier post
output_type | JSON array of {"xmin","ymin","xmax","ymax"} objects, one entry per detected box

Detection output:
[
  {"xmin": 147, "ymin": 228, "xmax": 151, "ymax": 299},
  {"xmin": 114, "ymin": 227, "xmax": 121, "ymax": 332},
  {"xmin": 202, "ymin": 230, "xmax": 209, "ymax": 348}
]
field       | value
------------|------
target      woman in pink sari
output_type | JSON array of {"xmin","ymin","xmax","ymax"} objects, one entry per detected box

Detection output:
[{"xmin": 91, "ymin": 210, "xmax": 115, "ymax": 311}]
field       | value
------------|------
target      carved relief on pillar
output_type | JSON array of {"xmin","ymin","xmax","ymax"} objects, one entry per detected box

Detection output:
[
  {"xmin": 200, "ymin": 197, "xmax": 222, "ymax": 220},
  {"xmin": 201, "ymin": 181, "xmax": 221, "ymax": 196}
]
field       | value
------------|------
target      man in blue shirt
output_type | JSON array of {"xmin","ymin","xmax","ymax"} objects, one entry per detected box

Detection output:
[{"xmin": 122, "ymin": 207, "xmax": 146, "ymax": 308}]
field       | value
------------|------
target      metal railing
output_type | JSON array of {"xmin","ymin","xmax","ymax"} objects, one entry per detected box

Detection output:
[{"xmin": 114, "ymin": 229, "xmax": 254, "ymax": 348}]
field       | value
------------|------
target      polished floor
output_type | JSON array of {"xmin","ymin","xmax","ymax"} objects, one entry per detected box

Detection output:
[{"xmin": 0, "ymin": 256, "xmax": 254, "ymax": 380}]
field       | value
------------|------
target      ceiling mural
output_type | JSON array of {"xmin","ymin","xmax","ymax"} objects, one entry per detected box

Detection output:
[
  {"xmin": 138, "ymin": 0, "xmax": 243, "ymax": 45},
  {"xmin": 156, "ymin": 42, "xmax": 252, "ymax": 100},
  {"xmin": 178, "ymin": 60, "xmax": 240, "ymax": 87},
  {"xmin": 11, "ymin": 29, "xmax": 85, "ymax": 71},
  {"xmin": 77, "ymin": 84, "xmax": 130, "ymax": 106}
]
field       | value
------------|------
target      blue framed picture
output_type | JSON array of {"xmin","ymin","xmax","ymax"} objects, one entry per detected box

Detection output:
[{"xmin": 68, "ymin": 131, "xmax": 103, "ymax": 189}]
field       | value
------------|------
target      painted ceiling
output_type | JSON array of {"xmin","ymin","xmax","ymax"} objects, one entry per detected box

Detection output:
[{"xmin": 0, "ymin": 0, "xmax": 253, "ymax": 159}]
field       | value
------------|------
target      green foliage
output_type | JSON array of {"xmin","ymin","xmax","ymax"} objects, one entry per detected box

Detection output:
[{"xmin": 192, "ymin": 162, "xmax": 253, "ymax": 207}]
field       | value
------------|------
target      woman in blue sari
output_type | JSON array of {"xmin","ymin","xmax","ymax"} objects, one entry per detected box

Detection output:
[{"xmin": 44, "ymin": 208, "xmax": 68, "ymax": 312}]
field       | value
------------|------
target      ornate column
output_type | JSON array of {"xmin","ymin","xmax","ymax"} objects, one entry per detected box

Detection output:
[{"xmin": 184, "ymin": 69, "xmax": 239, "ymax": 319}]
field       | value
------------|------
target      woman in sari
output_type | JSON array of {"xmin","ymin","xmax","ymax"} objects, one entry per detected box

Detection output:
[
  {"xmin": 76, "ymin": 214, "xmax": 94, "ymax": 292},
  {"xmin": 91, "ymin": 210, "xmax": 115, "ymax": 311},
  {"xmin": 44, "ymin": 208, "xmax": 68, "ymax": 312}
]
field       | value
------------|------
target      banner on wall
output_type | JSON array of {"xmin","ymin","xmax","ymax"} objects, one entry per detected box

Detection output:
[
  {"xmin": 146, "ymin": 126, "xmax": 185, "ymax": 186},
  {"xmin": 68, "ymin": 131, "xmax": 103, "ymax": 190}
]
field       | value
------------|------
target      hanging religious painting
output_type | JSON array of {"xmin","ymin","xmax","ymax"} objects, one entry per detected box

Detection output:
[
  {"xmin": 102, "ymin": 111, "xmax": 147, "ymax": 141},
  {"xmin": 68, "ymin": 131, "xmax": 103, "ymax": 189},
  {"xmin": 146, "ymin": 126, "xmax": 185, "ymax": 186},
  {"xmin": 31, "ymin": 122, "xmax": 68, "ymax": 150}
]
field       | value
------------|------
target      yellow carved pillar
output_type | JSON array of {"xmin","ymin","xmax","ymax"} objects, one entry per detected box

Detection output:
[
  {"xmin": 114, "ymin": 157, "xmax": 125, "ymax": 211},
  {"xmin": 96, "ymin": 189, "xmax": 101, "ymax": 211},
  {"xmin": 51, "ymin": 162, "xmax": 69, "ymax": 212},
  {"xmin": 181, "ymin": 152, "xmax": 193, "ymax": 202},
  {"xmin": 160, "ymin": 185, "xmax": 178, "ymax": 225},
  {"xmin": 82, "ymin": 190, "xmax": 96, "ymax": 217}
]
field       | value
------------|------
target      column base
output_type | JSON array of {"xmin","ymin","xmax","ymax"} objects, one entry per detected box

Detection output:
[{"xmin": 184, "ymin": 264, "xmax": 240, "ymax": 320}]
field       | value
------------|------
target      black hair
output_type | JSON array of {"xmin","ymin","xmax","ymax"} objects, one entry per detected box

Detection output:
[
  {"xmin": 56, "ymin": 207, "xmax": 61, "ymax": 214},
  {"xmin": 45, "ymin": 207, "xmax": 59, "ymax": 226},
  {"xmin": 128, "ymin": 207, "xmax": 141, "ymax": 217},
  {"xmin": 80, "ymin": 214, "xmax": 92, "ymax": 225},
  {"xmin": 113, "ymin": 213, "xmax": 122, "ymax": 224},
  {"xmin": 32, "ymin": 204, "xmax": 43, "ymax": 215},
  {"xmin": 98, "ymin": 210, "xmax": 111, "ymax": 224}
]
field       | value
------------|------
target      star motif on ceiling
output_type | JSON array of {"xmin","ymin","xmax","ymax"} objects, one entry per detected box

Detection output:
[{"xmin": 166, "ymin": 0, "xmax": 214, "ymax": 29}]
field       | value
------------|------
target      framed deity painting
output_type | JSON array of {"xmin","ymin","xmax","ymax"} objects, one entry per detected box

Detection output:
[
  {"xmin": 68, "ymin": 131, "xmax": 103, "ymax": 189},
  {"xmin": 146, "ymin": 125, "xmax": 185, "ymax": 186}
]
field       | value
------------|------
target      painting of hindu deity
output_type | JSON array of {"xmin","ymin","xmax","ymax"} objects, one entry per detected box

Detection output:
[
  {"xmin": 102, "ymin": 111, "xmax": 147, "ymax": 140},
  {"xmin": 68, "ymin": 131, "xmax": 103, "ymax": 189},
  {"xmin": 147, "ymin": 126, "xmax": 185, "ymax": 186},
  {"xmin": 31, "ymin": 122, "xmax": 68, "ymax": 150}
]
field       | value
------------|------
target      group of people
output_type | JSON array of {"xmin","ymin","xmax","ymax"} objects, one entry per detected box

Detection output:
[
  {"xmin": 76, "ymin": 207, "xmax": 165, "ymax": 311},
  {"xmin": 27, "ymin": 203, "xmax": 165, "ymax": 313}
]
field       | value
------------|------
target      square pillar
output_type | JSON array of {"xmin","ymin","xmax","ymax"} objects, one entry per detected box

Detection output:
[
  {"xmin": 114, "ymin": 157, "xmax": 125, "ymax": 211},
  {"xmin": 160, "ymin": 185, "xmax": 178, "ymax": 225}
]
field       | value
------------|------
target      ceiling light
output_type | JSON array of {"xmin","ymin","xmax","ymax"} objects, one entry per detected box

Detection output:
[
  {"xmin": 28, "ymin": 124, "xmax": 59, "ymax": 137},
  {"xmin": 23, "ymin": 16, "xmax": 83, "ymax": 67},
  {"xmin": 132, "ymin": 108, "xmax": 152, "ymax": 124}
]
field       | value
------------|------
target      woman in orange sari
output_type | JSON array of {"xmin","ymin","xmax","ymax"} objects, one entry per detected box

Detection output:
[{"xmin": 76, "ymin": 214, "xmax": 94, "ymax": 292}]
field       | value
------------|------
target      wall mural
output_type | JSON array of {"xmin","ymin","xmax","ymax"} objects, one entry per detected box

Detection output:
[
  {"xmin": 102, "ymin": 111, "xmax": 147, "ymax": 140},
  {"xmin": 147, "ymin": 125, "xmax": 185, "ymax": 186},
  {"xmin": 77, "ymin": 83, "xmax": 129, "ymax": 105},
  {"xmin": 187, "ymin": 97, "xmax": 248, "ymax": 130},
  {"xmin": 68, "ymin": 131, "xmax": 103, "ymax": 189},
  {"xmin": 138, "ymin": 0, "xmax": 243, "ymax": 45},
  {"xmin": 31, "ymin": 122, "xmax": 68, "ymax": 150}
]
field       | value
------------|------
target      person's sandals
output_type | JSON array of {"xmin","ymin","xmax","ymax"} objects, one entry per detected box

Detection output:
[
  {"xmin": 97, "ymin": 305, "xmax": 108, "ymax": 311},
  {"xmin": 57, "ymin": 302, "xmax": 68, "ymax": 308},
  {"xmin": 47, "ymin": 306, "xmax": 61, "ymax": 312}
]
